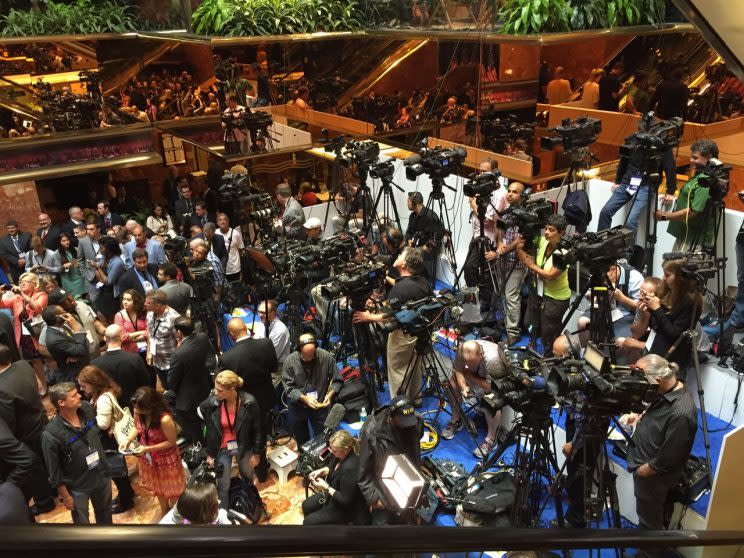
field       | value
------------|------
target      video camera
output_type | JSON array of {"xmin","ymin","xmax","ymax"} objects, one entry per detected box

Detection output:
[
  {"xmin": 369, "ymin": 158, "xmax": 396, "ymax": 181},
  {"xmin": 662, "ymin": 251, "xmax": 717, "ymax": 286},
  {"xmin": 379, "ymin": 292, "xmax": 462, "ymax": 336},
  {"xmin": 541, "ymin": 116, "xmax": 601, "ymax": 151},
  {"xmin": 244, "ymin": 191, "xmax": 276, "ymax": 221},
  {"xmin": 497, "ymin": 198, "xmax": 554, "ymax": 245},
  {"xmin": 697, "ymin": 158, "xmax": 732, "ymax": 201},
  {"xmin": 290, "ymin": 231, "xmax": 363, "ymax": 272},
  {"xmin": 554, "ymin": 226, "xmax": 635, "ymax": 271},
  {"xmin": 404, "ymin": 143, "xmax": 466, "ymax": 180},
  {"xmin": 163, "ymin": 236, "xmax": 189, "ymax": 266},
  {"xmin": 463, "ymin": 170, "xmax": 500, "ymax": 198},
  {"xmin": 218, "ymin": 171, "xmax": 252, "ymax": 204},
  {"xmin": 619, "ymin": 113, "xmax": 684, "ymax": 161},
  {"xmin": 482, "ymin": 348, "xmax": 551, "ymax": 414},
  {"xmin": 330, "ymin": 139, "xmax": 381, "ymax": 169},
  {"xmin": 547, "ymin": 343, "xmax": 658, "ymax": 415},
  {"xmin": 320, "ymin": 259, "xmax": 387, "ymax": 306}
]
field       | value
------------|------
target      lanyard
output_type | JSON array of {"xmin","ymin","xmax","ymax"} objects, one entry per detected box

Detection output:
[
  {"xmin": 63, "ymin": 418, "xmax": 96, "ymax": 448},
  {"xmin": 223, "ymin": 399, "xmax": 239, "ymax": 434},
  {"xmin": 150, "ymin": 318, "xmax": 163, "ymax": 339},
  {"xmin": 10, "ymin": 236, "xmax": 20, "ymax": 254},
  {"xmin": 136, "ymin": 269, "xmax": 153, "ymax": 285},
  {"xmin": 34, "ymin": 252, "xmax": 46, "ymax": 267},
  {"xmin": 121, "ymin": 310, "xmax": 138, "ymax": 329}
]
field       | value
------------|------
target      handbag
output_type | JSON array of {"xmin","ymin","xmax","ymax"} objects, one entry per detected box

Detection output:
[
  {"xmin": 229, "ymin": 476, "xmax": 266, "ymax": 524},
  {"xmin": 107, "ymin": 393, "xmax": 136, "ymax": 448},
  {"xmin": 105, "ymin": 450, "xmax": 128, "ymax": 479},
  {"xmin": 21, "ymin": 305, "xmax": 44, "ymax": 338}
]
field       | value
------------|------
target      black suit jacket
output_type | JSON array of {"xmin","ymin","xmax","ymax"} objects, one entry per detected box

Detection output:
[
  {"xmin": 0, "ymin": 232, "xmax": 31, "ymax": 281},
  {"xmin": 91, "ymin": 349, "xmax": 150, "ymax": 408},
  {"xmin": 201, "ymin": 234, "xmax": 227, "ymax": 269},
  {"xmin": 168, "ymin": 333, "xmax": 213, "ymax": 411},
  {"xmin": 97, "ymin": 213, "xmax": 125, "ymax": 231},
  {"xmin": 60, "ymin": 219, "xmax": 83, "ymax": 247},
  {"xmin": 219, "ymin": 337, "xmax": 276, "ymax": 416},
  {"xmin": 45, "ymin": 327, "xmax": 89, "ymax": 376},
  {"xmin": 36, "ymin": 224, "xmax": 63, "ymax": 251},
  {"xmin": 173, "ymin": 198, "xmax": 195, "ymax": 234},
  {"xmin": 0, "ymin": 313, "xmax": 18, "ymax": 362},
  {"xmin": 0, "ymin": 360, "xmax": 48, "ymax": 445},
  {"xmin": 188, "ymin": 212, "xmax": 217, "ymax": 230},
  {"xmin": 116, "ymin": 264, "xmax": 159, "ymax": 296}
]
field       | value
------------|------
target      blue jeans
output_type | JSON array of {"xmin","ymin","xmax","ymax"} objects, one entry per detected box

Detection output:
[
  {"xmin": 215, "ymin": 448, "xmax": 254, "ymax": 510},
  {"xmin": 598, "ymin": 183, "xmax": 652, "ymax": 234},
  {"xmin": 705, "ymin": 236, "xmax": 744, "ymax": 350}
]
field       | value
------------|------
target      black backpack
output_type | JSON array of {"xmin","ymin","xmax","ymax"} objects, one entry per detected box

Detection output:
[{"xmin": 562, "ymin": 187, "xmax": 592, "ymax": 233}]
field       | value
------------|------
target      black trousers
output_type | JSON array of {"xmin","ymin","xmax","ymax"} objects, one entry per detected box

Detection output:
[
  {"xmin": 302, "ymin": 492, "xmax": 348, "ymax": 525},
  {"xmin": 462, "ymin": 246, "xmax": 495, "ymax": 315},
  {"xmin": 175, "ymin": 408, "xmax": 204, "ymax": 444},
  {"xmin": 633, "ymin": 470, "xmax": 682, "ymax": 530},
  {"xmin": 540, "ymin": 296, "xmax": 570, "ymax": 357}
]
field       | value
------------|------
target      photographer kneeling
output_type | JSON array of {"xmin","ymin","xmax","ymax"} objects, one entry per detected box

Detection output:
[
  {"xmin": 441, "ymin": 340, "xmax": 509, "ymax": 458},
  {"xmin": 353, "ymin": 247, "xmax": 433, "ymax": 403},
  {"xmin": 517, "ymin": 215, "xmax": 571, "ymax": 357},
  {"xmin": 622, "ymin": 354, "xmax": 697, "ymax": 532},
  {"xmin": 302, "ymin": 430, "xmax": 369, "ymax": 525},
  {"xmin": 198, "ymin": 370, "xmax": 263, "ymax": 510}
]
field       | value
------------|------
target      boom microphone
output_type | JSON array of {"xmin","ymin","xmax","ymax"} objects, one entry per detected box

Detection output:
[
  {"xmin": 662, "ymin": 251, "xmax": 704, "ymax": 261},
  {"xmin": 323, "ymin": 403, "xmax": 348, "ymax": 431}
]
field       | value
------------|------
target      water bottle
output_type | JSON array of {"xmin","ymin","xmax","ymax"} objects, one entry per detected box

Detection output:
[{"xmin": 359, "ymin": 406, "xmax": 367, "ymax": 422}]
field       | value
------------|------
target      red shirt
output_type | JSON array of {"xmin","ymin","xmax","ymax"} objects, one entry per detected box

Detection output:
[{"xmin": 220, "ymin": 401, "xmax": 238, "ymax": 449}]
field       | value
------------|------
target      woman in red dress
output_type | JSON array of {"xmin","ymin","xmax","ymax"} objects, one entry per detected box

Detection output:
[
  {"xmin": 122, "ymin": 386, "xmax": 185, "ymax": 520},
  {"xmin": 113, "ymin": 289, "xmax": 148, "ymax": 354}
]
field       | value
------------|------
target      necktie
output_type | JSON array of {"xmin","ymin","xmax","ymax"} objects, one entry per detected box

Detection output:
[
  {"xmin": 105, "ymin": 217, "xmax": 111, "ymax": 229},
  {"xmin": 201, "ymin": 216, "xmax": 207, "ymax": 226},
  {"xmin": 41, "ymin": 229, "xmax": 47, "ymax": 239}
]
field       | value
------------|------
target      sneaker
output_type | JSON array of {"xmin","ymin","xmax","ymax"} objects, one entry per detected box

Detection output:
[
  {"xmin": 473, "ymin": 437, "xmax": 495, "ymax": 458},
  {"xmin": 441, "ymin": 418, "xmax": 463, "ymax": 440}
]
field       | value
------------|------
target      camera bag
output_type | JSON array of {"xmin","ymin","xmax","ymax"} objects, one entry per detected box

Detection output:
[{"xmin": 229, "ymin": 476, "xmax": 266, "ymax": 524}]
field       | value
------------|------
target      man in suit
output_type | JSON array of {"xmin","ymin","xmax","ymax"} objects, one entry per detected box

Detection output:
[
  {"xmin": 96, "ymin": 201, "xmax": 124, "ymax": 232},
  {"xmin": 173, "ymin": 183, "xmax": 195, "ymax": 236},
  {"xmin": 109, "ymin": 185, "xmax": 137, "ymax": 215},
  {"xmin": 156, "ymin": 262, "xmax": 193, "ymax": 315},
  {"xmin": 122, "ymin": 225, "xmax": 165, "ymax": 268},
  {"xmin": 61, "ymin": 206, "xmax": 85, "ymax": 247},
  {"xmin": 201, "ymin": 223, "xmax": 227, "ymax": 271},
  {"xmin": 189, "ymin": 201, "xmax": 216, "ymax": 230},
  {"xmin": 36, "ymin": 213, "xmax": 62, "ymax": 251},
  {"xmin": 168, "ymin": 316, "xmax": 212, "ymax": 443},
  {"xmin": 275, "ymin": 183, "xmax": 305, "ymax": 239},
  {"xmin": 0, "ymin": 221, "xmax": 32, "ymax": 283},
  {"xmin": 41, "ymin": 305, "xmax": 90, "ymax": 383},
  {"xmin": 0, "ymin": 345, "xmax": 56, "ymax": 515},
  {"xmin": 117, "ymin": 248, "xmax": 159, "ymax": 296},
  {"xmin": 221, "ymin": 318, "xmax": 276, "ymax": 480},
  {"xmin": 76, "ymin": 219, "xmax": 103, "ymax": 298},
  {"xmin": 0, "ymin": 313, "xmax": 19, "ymax": 362},
  {"xmin": 91, "ymin": 325, "xmax": 150, "ymax": 408},
  {"xmin": 0, "ymin": 416, "xmax": 35, "ymax": 523},
  {"xmin": 163, "ymin": 167, "xmax": 187, "ymax": 215}
]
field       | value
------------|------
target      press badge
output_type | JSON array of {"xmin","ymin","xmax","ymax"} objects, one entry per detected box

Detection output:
[
  {"xmin": 95, "ymin": 282, "xmax": 104, "ymax": 289},
  {"xmin": 227, "ymin": 439, "xmax": 238, "ymax": 455},
  {"xmin": 142, "ymin": 281, "xmax": 154, "ymax": 292},
  {"xmin": 136, "ymin": 341, "xmax": 147, "ymax": 353},
  {"xmin": 145, "ymin": 452, "xmax": 153, "ymax": 465},
  {"xmin": 306, "ymin": 390, "xmax": 318, "ymax": 401},
  {"xmin": 85, "ymin": 449, "xmax": 100, "ymax": 470},
  {"xmin": 536, "ymin": 277, "xmax": 544, "ymax": 297},
  {"xmin": 611, "ymin": 308, "xmax": 624, "ymax": 322},
  {"xmin": 645, "ymin": 330, "xmax": 656, "ymax": 351}
]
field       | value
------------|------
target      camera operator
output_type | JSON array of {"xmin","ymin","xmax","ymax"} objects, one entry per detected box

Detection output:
[
  {"xmin": 222, "ymin": 93, "xmax": 247, "ymax": 155},
  {"xmin": 622, "ymin": 354, "xmax": 697, "ymax": 531},
  {"xmin": 358, "ymin": 395, "xmax": 422, "ymax": 525},
  {"xmin": 517, "ymin": 215, "xmax": 571, "ymax": 357},
  {"xmin": 302, "ymin": 430, "xmax": 369, "ymax": 525},
  {"xmin": 186, "ymin": 238, "xmax": 223, "ymax": 301},
  {"xmin": 492, "ymin": 181, "xmax": 528, "ymax": 343},
  {"xmin": 405, "ymin": 192, "xmax": 443, "ymax": 285},
  {"xmin": 598, "ymin": 137, "xmax": 677, "ymax": 237},
  {"xmin": 332, "ymin": 182, "xmax": 372, "ymax": 232},
  {"xmin": 462, "ymin": 160, "xmax": 507, "ymax": 320},
  {"xmin": 274, "ymin": 183, "xmax": 306, "ymax": 239},
  {"xmin": 379, "ymin": 227, "xmax": 405, "ymax": 288},
  {"xmin": 442, "ymin": 340, "xmax": 509, "ymax": 457},
  {"xmin": 353, "ymin": 247, "xmax": 433, "ymax": 403},
  {"xmin": 655, "ymin": 139, "xmax": 720, "ymax": 251},
  {"xmin": 282, "ymin": 333, "xmax": 342, "ymax": 445}
]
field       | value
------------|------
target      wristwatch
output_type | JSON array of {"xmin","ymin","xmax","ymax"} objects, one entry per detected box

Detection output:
[{"xmin": 659, "ymin": 213, "xmax": 667, "ymax": 221}]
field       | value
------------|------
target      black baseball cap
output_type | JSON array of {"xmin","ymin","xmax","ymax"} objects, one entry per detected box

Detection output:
[
  {"xmin": 48, "ymin": 288, "xmax": 69, "ymax": 306},
  {"xmin": 390, "ymin": 395, "xmax": 418, "ymax": 428}
]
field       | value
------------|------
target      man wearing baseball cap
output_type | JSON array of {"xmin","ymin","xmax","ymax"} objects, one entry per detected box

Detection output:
[
  {"xmin": 303, "ymin": 217, "xmax": 324, "ymax": 244},
  {"xmin": 358, "ymin": 395, "xmax": 423, "ymax": 525}
]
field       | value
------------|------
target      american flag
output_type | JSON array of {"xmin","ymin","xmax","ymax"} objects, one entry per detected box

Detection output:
[{"xmin": 481, "ymin": 45, "xmax": 498, "ymax": 83}]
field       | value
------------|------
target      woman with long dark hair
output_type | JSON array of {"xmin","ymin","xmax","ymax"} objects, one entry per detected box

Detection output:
[
  {"xmin": 146, "ymin": 204, "xmax": 176, "ymax": 238},
  {"xmin": 57, "ymin": 233, "xmax": 86, "ymax": 299},
  {"xmin": 90, "ymin": 236, "xmax": 125, "ymax": 322},
  {"xmin": 641, "ymin": 258, "xmax": 703, "ymax": 372},
  {"xmin": 114, "ymin": 288, "xmax": 148, "ymax": 354},
  {"xmin": 78, "ymin": 365, "xmax": 135, "ymax": 513},
  {"xmin": 122, "ymin": 386, "xmax": 185, "ymax": 520}
]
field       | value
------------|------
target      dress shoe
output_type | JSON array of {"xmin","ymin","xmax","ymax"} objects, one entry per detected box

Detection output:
[{"xmin": 112, "ymin": 502, "xmax": 134, "ymax": 514}]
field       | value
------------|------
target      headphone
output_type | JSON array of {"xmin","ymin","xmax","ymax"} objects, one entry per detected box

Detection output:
[{"xmin": 384, "ymin": 227, "xmax": 403, "ymax": 248}]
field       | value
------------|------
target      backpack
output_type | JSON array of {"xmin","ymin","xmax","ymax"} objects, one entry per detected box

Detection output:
[
  {"xmin": 229, "ymin": 476, "xmax": 266, "ymax": 524},
  {"xmin": 562, "ymin": 187, "xmax": 592, "ymax": 233}
]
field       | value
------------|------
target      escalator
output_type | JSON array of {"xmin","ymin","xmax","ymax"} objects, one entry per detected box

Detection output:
[
  {"xmin": 100, "ymin": 41, "xmax": 182, "ymax": 96},
  {"xmin": 0, "ymin": 76, "xmax": 43, "ymax": 121}
]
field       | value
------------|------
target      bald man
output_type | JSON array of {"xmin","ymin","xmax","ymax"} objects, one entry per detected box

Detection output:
[
  {"xmin": 91, "ymin": 324, "xmax": 151, "ymax": 402},
  {"xmin": 442, "ymin": 339, "xmax": 510, "ymax": 459},
  {"xmin": 37, "ymin": 212, "xmax": 62, "ymax": 250}
]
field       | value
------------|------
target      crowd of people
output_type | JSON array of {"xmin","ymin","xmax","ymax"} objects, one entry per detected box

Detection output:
[{"xmin": 0, "ymin": 131, "xmax": 728, "ymax": 536}]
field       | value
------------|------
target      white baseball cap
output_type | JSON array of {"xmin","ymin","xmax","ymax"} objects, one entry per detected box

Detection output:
[{"xmin": 303, "ymin": 217, "xmax": 323, "ymax": 229}]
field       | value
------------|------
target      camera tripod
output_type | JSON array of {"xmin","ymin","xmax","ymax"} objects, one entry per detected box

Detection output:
[
  {"xmin": 558, "ymin": 266, "xmax": 617, "ymax": 361},
  {"xmin": 471, "ymin": 400, "xmax": 565, "ymax": 527},
  {"xmin": 555, "ymin": 146, "xmax": 597, "ymax": 221},
  {"xmin": 223, "ymin": 124, "xmax": 244, "ymax": 155},
  {"xmin": 423, "ymin": 177, "xmax": 460, "ymax": 288},
  {"xmin": 367, "ymin": 173, "xmax": 404, "ymax": 238},
  {"xmin": 398, "ymin": 330, "xmax": 479, "ymax": 442}
]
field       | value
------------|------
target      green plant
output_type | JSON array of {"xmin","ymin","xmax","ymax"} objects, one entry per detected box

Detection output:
[
  {"xmin": 569, "ymin": 0, "xmax": 608, "ymax": 30},
  {"xmin": 606, "ymin": 0, "xmax": 642, "ymax": 27},
  {"xmin": 0, "ymin": 0, "xmax": 138, "ymax": 36},
  {"xmin": 500, "ymin": 0, "xmax": 571, "ymax": 34},
  {"xmin": 191, "ymin": 0, "xmax": 236, "ymax": 35}
]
